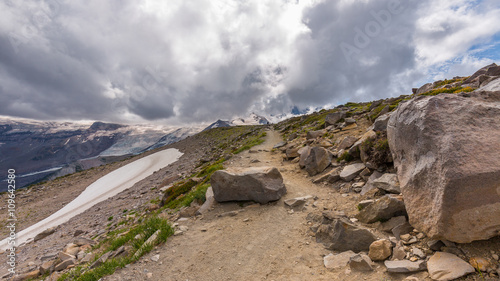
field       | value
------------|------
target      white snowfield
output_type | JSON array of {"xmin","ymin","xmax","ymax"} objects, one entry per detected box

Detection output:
[{"xmin": 0, "ymin": 148, "xmax": 183, "ymax": 250}]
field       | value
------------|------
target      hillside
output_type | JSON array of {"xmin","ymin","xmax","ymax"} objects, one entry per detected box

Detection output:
[{"xmin": 2, "ymin": 64, "xmax": 500, "ymax": 281}]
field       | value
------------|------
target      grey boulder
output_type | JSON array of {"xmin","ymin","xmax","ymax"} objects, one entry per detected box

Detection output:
[
  {"xmin": 211, "ymin": 167, "xmax": 287, "ymax": 204},
  {"xmin": 388, "ymin": 91, "xmax": 500, "ymax": 243}
]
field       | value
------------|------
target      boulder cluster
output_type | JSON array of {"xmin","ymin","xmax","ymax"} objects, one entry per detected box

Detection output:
[{"xmin": 274, "ymin": 64, "xmax": 500, "ymax": 280}]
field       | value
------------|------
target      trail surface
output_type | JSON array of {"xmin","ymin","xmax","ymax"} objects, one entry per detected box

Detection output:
[
  {"xmin": 105, "ymin": 130, "xmax": 416, "ymax": 281},
  {"xmin": 0, "ymin": 148, "xmax": 183, "ymax": 250}
]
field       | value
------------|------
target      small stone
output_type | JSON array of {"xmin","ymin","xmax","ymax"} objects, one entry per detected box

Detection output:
[
  {"xmin": 492, "ymin": 254, "xmax": 499, "ymax": 261},
  {"xmin": 368, "ymin": 239, "xmax": 392, "ymax": 261},
  {"xmin": 34, "ymin": 227, "xmax": 57, "ymax": 242},
  {"xmin": 58, "ymin": 252, "xmax": 76, "ymax": 261},
  {"xmin": 409, "ymin": 257, "xmax": 418, "ymax": 262},
  {"xmin": 54, "ymin": 259, "xmax": 75, "ymax": 271},
  {"xmin": 416, "ymin": 232, "xmax": 425, "ymax": 239},
  {"xmin": 174, "ymin": 231, "xmax": 183, "ymax": 236},
  {"xmin": 392, "ymin": 245, "xmax": 406, "ymax": 261},
  {"xmin": 349, "ymin": 254, "xmax": 373, "ymax": 272},
  {"xmin": 151, "ymin": 254, "xmax": 160, "ymax": 262},
  {"xmin": 469, "ymin": 257, "xmax": 490, "ymax": 272},
  {"xmin": 179, "ymin": 225, "xmax": 188, "ymax": 232},
  {"xmin": 400, "ymin": 234, "xmax": 411, "ymax": 242},
  {"xmin": 412, "ymin": 247, "xmax": 426, "ymax": 259},
  {"xmin": 427, "ymin": 240, "xmax": 445, "ymax": 251},
  {"xmin": 384, "ymin": 260, "xmax": 426, "ymax": 273},
  {"xmin": 146, "ymin": 272, "xmax": 153, "ymax": 278},
  {"xmin": 324, "ymin": 251, "xmax": 357, "ymax": 269}
]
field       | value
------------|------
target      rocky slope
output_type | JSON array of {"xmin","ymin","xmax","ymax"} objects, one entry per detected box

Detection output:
[{"xmin": 2, "ymin": 64, "xmax": 500, "ymax": 281}]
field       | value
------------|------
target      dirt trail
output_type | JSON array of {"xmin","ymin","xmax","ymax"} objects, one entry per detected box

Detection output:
[{"xmin": 105, "ymin": 129, "xmax": 418, "ymax": 281}]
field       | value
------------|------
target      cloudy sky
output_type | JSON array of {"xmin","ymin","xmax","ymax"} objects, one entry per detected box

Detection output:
[{"xmin": 0, "ymin": 0, "xmax": 499, "ymax": 124}]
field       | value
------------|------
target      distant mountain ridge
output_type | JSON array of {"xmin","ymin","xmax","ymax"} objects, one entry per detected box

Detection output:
[{"xmin": 0, "ymin": 117, "xmax": 202, "ymax": 189}]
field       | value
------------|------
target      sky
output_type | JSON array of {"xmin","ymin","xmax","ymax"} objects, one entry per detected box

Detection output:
[{"xmin": 0, "ymin": 0, "xmax": 499, "ymax": 125}]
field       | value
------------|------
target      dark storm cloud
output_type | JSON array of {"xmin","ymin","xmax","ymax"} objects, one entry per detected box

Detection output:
[{"xmin": 0, "ymin": 0, "xmax": 499, "ymax": 123}]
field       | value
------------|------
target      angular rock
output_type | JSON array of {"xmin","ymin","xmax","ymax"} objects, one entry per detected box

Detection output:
[
  {"xmin": 392, "ymin": 243, "xmax": 406, "ymax": 261},
  {"xmin": 340, "ymin": 163, "xmax": 366, "ymax": 181},
  {"xmin": 388, "ymin": 91, "xmax": 500, "ymax": 243},
  {"xmin": 288, "ymin": 133, "xmax": 298, "ymax": 141},
  {"xmin": 40, "ymin": 260, "xmax": 56, "ymax": 275},
  {"xmin": 379, "ymin": 216, "xmax": 407, "ymax": 233},
  {"xmin": 12, "ymin": 270, "xmax": 40, "ymax": 281},
  {"xmin": 211, "ymin": 167, "xmax": 286, "ymax": 204},
  {"xmin": 372, "ymin": 173, "xmax": 400, "ymax": 194},
  {"xmin": 349, "ymin": 254, "xmax": 374, "ymax": 271},
  {"xmin": 384, "ymin": 260, "xmax": 426, "ymax": 273},
  {"xmin": 368, "ymin": 239, "xmax": 392, "ymax": 261},
  {"xmin": 54, "ymin": 259, "xmax": 75, "ymax": 271},
  {"xmin": 469, "ymin": 257, "xmax": 490, "ymax": 272},
  {"xmin": 81, "ymin": 252, "xmax": 96, "ymax": 263},
  {"xmin": 64, "ymin": 244, "xmax": 80, "ymax": 256},
  {"xmin": 273, "ymin": 141, "xmax": 287, "ymax": 149},
  {"xmin": 303, "ymin": 147, "xmax": 332, "ymax": 176},
  {"xmin": 74, "ymin": 237, "xmax": 95, "ymax": 246},
  {"xmin": 412, "ymin": 247, "xmax": 426, "ymax": 259},
  {"xmin": 306, "ymin": 129, "xmax": 325, "ymax": 140},
  {"xmin": 325, "ymin": 112, "xmax": 345, "ymax": 125},
  {"xmin": 284, "ymin": 196, "xmax": 312, "ymax": 211},
  {"xmin": 33, "ymin": 227, "xmax": 56, "ymax": 242},
  {"xmin": 298, "ymin": 146, "xmax": 312, "ymax": 168},
  {"xmin": 312, "ymin": 167, "xmax": 341, "ymax": 184},
  {"xmin": 316, "ymin": 217, "xmax": 377, "ymax": 252},
  {"xmin": 356, "ymin": 195, "xmax": 406, "ymax": 224},
  {"xmin": 324, "ymin": 251, "xmax": 356, "ymax": 269},
  {"xmin": 196, "ymin": 186, "xmax": 215, "ymax": 215},
  {"xmin": 427, "ymin": 240, "xmax": 445, "ymax": 251},
  {"xmin": 58, "ymin": 252, "xmax": 75, "ymax": 261},
  {"xmin": 285, "ymin": 147, "xmax": 300, "ymax": 159},
  {"xmin": 337, "ymin": 136, "xmax": 359, "ymax": 150},
  {"xmin": 360, "ymin": 171, "xmax": 383, "ymax": 195},
  {"xmin": 427, "ymin": 252, "xmax": 475, "ymax": 281},
  {"xmin": 373, "ymin": 113, "xmax": 392, "ymax": 132}
]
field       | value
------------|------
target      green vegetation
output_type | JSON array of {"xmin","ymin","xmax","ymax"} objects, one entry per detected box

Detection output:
[
  {"xmin": 58, "ymin": 216, "xmax": 173, "ymax": 281},
  {"xmin": 419, "ymin": 86, "xmax": 474, "ymax": 96},
  {"xmin": 161, "ymin": 179, "xmax": 198, "ymax": 207},
  {"xmin": 337, "ymin": 151, "xmax": 353, "ymax": 163},
  {"xmin": 233, "ymin": 132, "xmax": 267, "ymax": 154},
  {"xmin": 107, "ymin": 216, "xmax": 113, "ymax": 221}
]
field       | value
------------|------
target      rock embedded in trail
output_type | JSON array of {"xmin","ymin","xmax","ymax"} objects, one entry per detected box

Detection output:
[
  {"xmin": 33, "ymin": 227, "xmax": 56, "ymax": 242},
  {"xmin": 388, "ymin": 91, "xmax": 500, "ymax": 243},
  {"xmin": 211, "ymin": 167, "xmax": 286, "ymax": 204}
]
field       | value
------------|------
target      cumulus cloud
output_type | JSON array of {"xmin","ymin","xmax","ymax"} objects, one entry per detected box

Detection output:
[{"xmin": 0, "ymin": 0, "xmax": 498, "ymax": 124}]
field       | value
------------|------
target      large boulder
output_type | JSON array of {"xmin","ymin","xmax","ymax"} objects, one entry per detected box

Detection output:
[
  {"xmin": 211, "ymin": 167, "xmax": 287, "ymax": 204},
  {"xmin": 303, "ymin": 147, "xmax": 332, "ymax": 176},
  {"xmin": 387, "ymin": 91, "xmax": 500, "ymax": 243},
  {"xmin": 306, "ymin": 129, "xmax": 325, "ymax": 140},
  {"xmin": 325, "ymin": 112, "xmax": 345, "ymax": 125}
]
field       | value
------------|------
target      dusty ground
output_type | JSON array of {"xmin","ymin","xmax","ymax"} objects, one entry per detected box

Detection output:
[{"xmin": 102, "ymin": 130, "xmax": 426, "ymax": 281}]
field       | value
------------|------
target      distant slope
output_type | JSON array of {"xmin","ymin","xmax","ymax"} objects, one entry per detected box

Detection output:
[{"xmin": 0, "ymin": 117, "xmax": 202, "ymax": 189}]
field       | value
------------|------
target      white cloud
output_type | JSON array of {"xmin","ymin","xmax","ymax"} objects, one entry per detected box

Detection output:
[{"xmin": 0, "ymin": 0, "xmax": 498, "ymax": 124}]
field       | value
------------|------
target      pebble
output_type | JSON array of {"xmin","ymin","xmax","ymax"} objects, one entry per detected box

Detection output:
[{"xmin": 150, "ymin": 255, "xmax": 159, "ymax": 262}]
